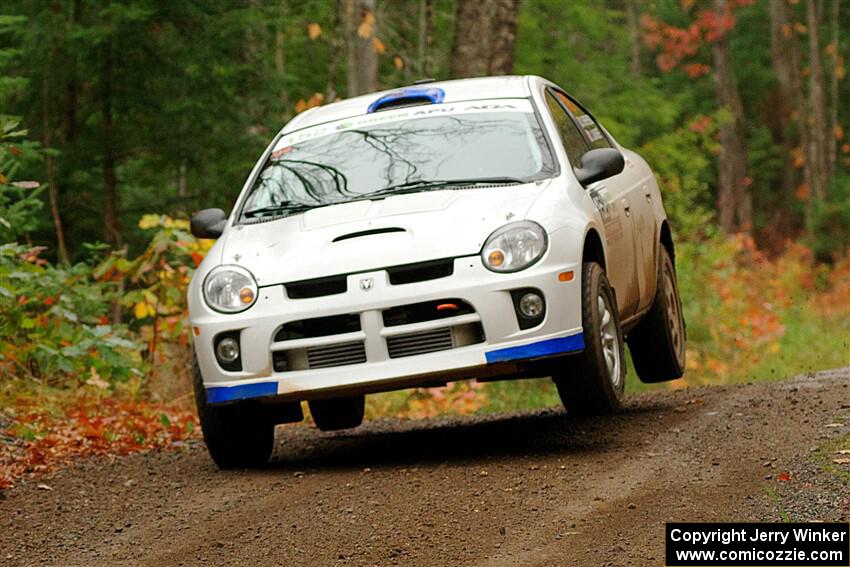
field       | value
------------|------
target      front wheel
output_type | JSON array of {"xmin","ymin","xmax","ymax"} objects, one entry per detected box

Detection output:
[
  {"xmin": 627, "ymin": 247, "xmax": 686, "ymax": 383},
  {"xmin": 553, "ymin": 261, "xmax": 626, "ymax": 415},
  {"xmin": 193, "ymin": 355, "xmax": 275, "ymax": 469}
]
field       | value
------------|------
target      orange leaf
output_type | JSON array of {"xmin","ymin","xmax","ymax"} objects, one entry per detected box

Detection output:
[
  {"xmin": 825, "ymin": 41, "xmax": 837, "ymax": 57},
  {"xmin": 795, "ymin": 184, "xmax": 810, "ymax": 201},
  {"xmin": 307, "ymin": 22, "xmax": 321, "ymax": 40},
  {"xmin": 776, "ymin": 472, "xmax": 791, "ymax": 481},
  {"xmin": 393, "ymin": 55, "xmax": 404, "ymax": 70},
  {"xmin": 835, "ymin": 125, "xmax": 845, "ymax": 141},
  {"xmin": 357, "ymin": 10, "xmax": 375, "ymax": 39},
  {"xmin": 373, "ymin": 37, "xmax": 385, "ymax": 55}
]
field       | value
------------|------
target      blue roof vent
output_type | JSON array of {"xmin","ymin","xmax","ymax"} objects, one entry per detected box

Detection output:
[{"xmin": 366, "ymin": 86, "xmax": 445, "ymax": 113}]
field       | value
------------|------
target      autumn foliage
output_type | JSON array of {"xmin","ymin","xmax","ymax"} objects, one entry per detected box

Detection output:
[
  {"xmin": 641, "ymin": 0, "xmax": 753, "ymax": 75},
  {"xmin": 0, "ymin": 391, "xmax": 197, "ymax": 490}
]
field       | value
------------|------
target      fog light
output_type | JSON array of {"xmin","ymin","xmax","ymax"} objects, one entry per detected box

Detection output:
[
  {"xmin": 216, "ymin": 337, "xmax": 240, "ymax": 363},
  {"xmin": 519, "ymin": 292, "xmax": 544, "ymax": 318}
]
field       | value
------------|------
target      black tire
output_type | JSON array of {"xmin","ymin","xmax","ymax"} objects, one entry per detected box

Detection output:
[
  {"xmin": 308, "ymin": 396, "xmax": 365, "ymax": 431},
  {"xmin": 553, "ymin": 262, "xmax": 626, "ymax": 415},
  {"xmin": 627, "ymin": 246, "xmax": 686, "ymax": 383},
  {"xmin": 192, "ymin": 355, "xmax": 275, "ymax": 469}
]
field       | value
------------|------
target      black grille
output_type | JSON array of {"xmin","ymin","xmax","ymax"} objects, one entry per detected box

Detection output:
[
  {"xmin": 382, "ymin": 298, "xmax": 475, "ymax": 327},
  {"xmin": 274, "ymin": 314, "xmax": 361, "ymax": 342},
  {"xmin": 387, "ymin": 258, "xmax": 454, "ymax": 285},
  {"xmin": 387, "ymin": 328, "xmax": 454, "ymax": 359},
  {"xmin": 285, "ymin": 275, "xmax": 347, "ymax": 299},
  {"xmin": 306, "ymin": 341, "xmax": 367, "ymax": 368}
]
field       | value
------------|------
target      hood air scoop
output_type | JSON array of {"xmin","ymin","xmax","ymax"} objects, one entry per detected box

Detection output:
[{"xmin": 332, "ymin": 227, "xmax": 406, "ymax": 243}]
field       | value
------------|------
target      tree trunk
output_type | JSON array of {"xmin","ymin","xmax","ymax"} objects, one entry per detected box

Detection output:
[
  {"xmin": 42, "ymin": 54, "xmax": 69, "ymax": 264},
  {"xmin": 345, "ymin": 0, "xmax": 379, "ymax": 96},
  {"xmin": 806, "ymin": 0, "xmax": 829, "ymax": 201},
  {"xmin": 488, "ymin": 0, "xmax": 519, "ymax": 75},
  {"xmin": 827, "ymin": 0, "xmax": 839, "ymax": 179},
  {"xmin": 100, "ymin": 39, "xmax": 121, "ymax": 248},
  {"xmin": 62, "ymin": 0, "xmax": 80, "ymax": 146},
  {"xmin": 769, "ymin": 0, "xmax": 812, "ymax": 217},
  {"xmin": 450, "ymin": 0, "xmax": 519, "ymax": 78},
  {"xmin": 624, "ymin": 0, "xmax": 642, "ymax": 76},
  {"xmin": 450, "ymin": 0, "xmax": 491, "ymax": 78},
  {"xmin": 326, "ymin": 0, "xmax": 343, "ymax": 101},
  {"xmin": 417, "ymin": 0, "xmax": 434, "ymax": 77},
  {"xmin": 712, "ymin": 0, "xmax": 750, "ymax": 234}
]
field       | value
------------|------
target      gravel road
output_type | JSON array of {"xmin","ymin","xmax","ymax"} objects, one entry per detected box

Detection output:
[{"xmin": 2, "ymin": 368, "xmax": 848, "ymax": 566}]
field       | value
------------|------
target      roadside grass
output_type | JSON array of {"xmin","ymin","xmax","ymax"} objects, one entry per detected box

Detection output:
[
  {"xmin": 817, "ymin": 410, "xmax": 850, "ymax": 486},
  {"xmin": 749, "ymin": 308, "xmax": 850, "ymax": 382},
  {"xmin": 764, "ymin": 486, "xmax": 792, "ymax": 523}
]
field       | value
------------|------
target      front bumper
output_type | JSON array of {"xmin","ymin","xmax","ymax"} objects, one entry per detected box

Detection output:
[{"xmin": 190, "ymin": 253, "xmax": 584, "ymax": 404}]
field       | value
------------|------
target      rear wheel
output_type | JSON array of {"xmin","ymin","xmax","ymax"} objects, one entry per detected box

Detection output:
[
  {"xmin": 553, "ymin": 262, "xmax": 626, "ymax": 415},
  {"xmin": 627, "ymin": 247, "xmax": 686, "ymax": 383},
  {"xmin": 192, "ymin": 355, "xmax": 275, "ymax": 469},
  {"xmin": 308, "ymin": 396, "xmax": 365, "ymax": 431}
]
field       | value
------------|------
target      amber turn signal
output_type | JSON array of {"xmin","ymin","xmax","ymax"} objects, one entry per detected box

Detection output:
[
  {"xmin": 558, "ymin": 271, "xmax": 574, "ymax": 282},
  {"xmin": 239, "ymin": 287, "xmax": 256, "ymax": 304},
  {"xmin": 488, "ymin": 249, "xmax": 505, "ymax": 268}
]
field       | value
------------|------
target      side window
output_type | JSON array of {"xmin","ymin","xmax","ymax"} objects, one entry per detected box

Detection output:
[
  {"xmin": 553, "ymin": 91, "xmax": 612, "ymax": 150},
  {"xmin": 544, "ymin": 91, "xmax": 589, "ymax": 166}
]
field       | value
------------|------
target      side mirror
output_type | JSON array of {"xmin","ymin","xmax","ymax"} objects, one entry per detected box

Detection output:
[
  {"xmin": 190, "ymin": 208, "xmax": 227, "ymax": 239},
  {"xmin": 573, "ymin": 148, "xmax": 625, "ymax": 187}
]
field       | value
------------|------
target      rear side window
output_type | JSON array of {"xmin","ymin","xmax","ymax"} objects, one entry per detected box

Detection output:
[
  {"xmin": 544, "ymin": 91, "xmax": 589, "ymax": 166},
  {"xmin": 552, "ymin": 91, "xmax": 612, "ymax": 150}
]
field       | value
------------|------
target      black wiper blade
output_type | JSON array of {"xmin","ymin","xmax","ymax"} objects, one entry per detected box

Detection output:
[
  {"xmin": 361, "ymin": 177, "xmax": 526, "ymax": 200},
  {"xmin": 243, "ymin": 202, "xmax": 318, "ymax": 219}
]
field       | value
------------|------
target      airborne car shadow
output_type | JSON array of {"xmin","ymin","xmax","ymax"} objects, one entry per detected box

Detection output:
[{"xmin": 264, "ymin": 399, "xmax": 670, "ymax": 472}]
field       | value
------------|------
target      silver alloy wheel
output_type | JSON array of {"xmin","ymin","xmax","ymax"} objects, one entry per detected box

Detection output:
[
  {"xmin": 598, "ymin": 293, "xmax": 621, "ymax": 388},
  {"xmin": 663, "ymin": 262, "xmax": 685, "ymax": 367}
]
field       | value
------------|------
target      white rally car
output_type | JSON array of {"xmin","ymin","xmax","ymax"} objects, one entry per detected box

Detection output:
[{"xmin": 188, "ymin": 75, "xmax": 686, "ymax": 468}]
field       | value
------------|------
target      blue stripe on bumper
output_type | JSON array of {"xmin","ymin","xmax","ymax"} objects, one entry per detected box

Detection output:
[
  {"xmin": 205, "ymin": 381, "xmax": 278, "ymax": 403},
  {"xmin": 485, "ymin": 333, "xmax": 585, "ymax": 364}
]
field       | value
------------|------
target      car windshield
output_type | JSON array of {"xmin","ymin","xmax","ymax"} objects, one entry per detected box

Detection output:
[{"xmin": 239, "ymin": 99, "xmax": 557, "ymax": 221}]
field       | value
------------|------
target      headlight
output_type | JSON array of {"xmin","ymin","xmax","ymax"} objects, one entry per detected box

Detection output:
[
  {"xmin": 203, "ymin": 265, "xmax": 258, "ymax": 313},
  {"xmin": 481, "ymin": 221, "xmax": 548, "ymax": 273}
]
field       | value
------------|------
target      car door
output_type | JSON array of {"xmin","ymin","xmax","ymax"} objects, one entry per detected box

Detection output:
[
  {"xmin": 547, "ymin": 89, "xmax": 641, "ymax": 319},
  {"xmin": 561, "ymin": 96, "xmax": 658, "ymax": 313}
]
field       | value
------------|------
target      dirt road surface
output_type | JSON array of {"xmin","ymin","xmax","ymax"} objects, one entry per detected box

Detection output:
[{"xmin": 2, "ymin": 368, "xmax": 848, "ymax": 566}]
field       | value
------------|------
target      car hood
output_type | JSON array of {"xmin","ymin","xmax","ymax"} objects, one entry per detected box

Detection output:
[{"xmin": 217, "ymin": 182, "xmax": 551, "ymax": 286}]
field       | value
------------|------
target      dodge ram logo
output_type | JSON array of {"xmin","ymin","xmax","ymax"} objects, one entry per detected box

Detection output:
[{"xmin": 359, "ymin": 278, "xmax": 374, "ymax": 291}]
